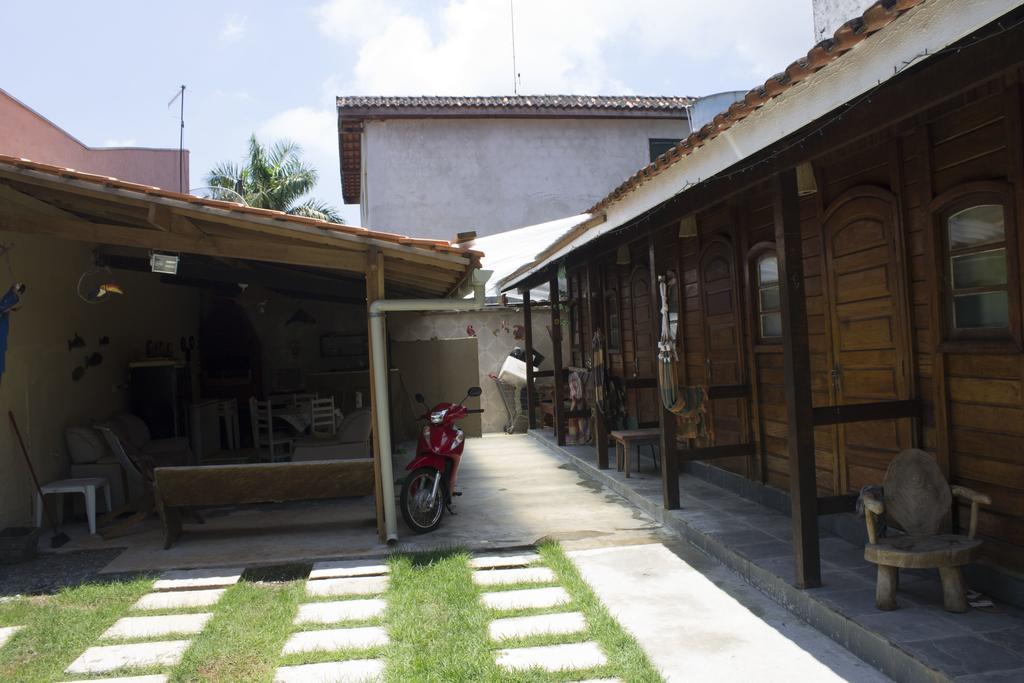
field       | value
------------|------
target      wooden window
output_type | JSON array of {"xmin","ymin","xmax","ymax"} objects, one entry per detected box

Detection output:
[
  {"xmin": 605, "ymin": 289, "xmax": 621, "ymax": 352},
  {"xmin": 756, "ymin": 253, "xmax": 782, "ymax": 340},
  {"xmin": 934, "ymin": 184, "xmax": 1018, "ymax": 342}
]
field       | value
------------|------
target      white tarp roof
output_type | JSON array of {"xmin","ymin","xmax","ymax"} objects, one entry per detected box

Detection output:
[{"xmin": 465, "ymin": 213, "xmax": 591, "ymax": 299}]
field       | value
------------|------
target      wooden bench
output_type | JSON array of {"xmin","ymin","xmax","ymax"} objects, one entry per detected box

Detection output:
[
  {"xmin": 862, "ymin": 448, "xmax": 991, "ymax": 613},
  {"xmin": 153, "ymin": 459, "xmax": 375, "ymax": 548},
  {"xmin": 610, "ymin": 429, "xmax": 661, "ymax": 478}
]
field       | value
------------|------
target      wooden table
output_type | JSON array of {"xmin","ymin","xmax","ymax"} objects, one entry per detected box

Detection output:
[{"xmin": 610, "ymin": 428, "xmax": 661, "ymax": 478}]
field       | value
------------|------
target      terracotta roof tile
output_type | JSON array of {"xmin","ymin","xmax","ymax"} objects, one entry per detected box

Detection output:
[
  {"xmin": 585, "ymin": 0, "xmax": 927, "ymax": 215},
  {"xmin": 0, "ymin": 153, "xmax": 483, "ymax": 262},
  {"xmin": 336, "ymin": 94, "xmax": 693, "ymax": 112}
]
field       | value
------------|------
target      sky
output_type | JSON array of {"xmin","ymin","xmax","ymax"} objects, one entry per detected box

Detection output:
[{"xmin": 1, "ymin": 0, "xmax": 814, "ymax": 227}]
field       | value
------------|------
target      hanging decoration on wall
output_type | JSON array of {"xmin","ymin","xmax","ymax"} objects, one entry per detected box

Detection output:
[
  {"xmin": 71, "ymin": 366, "xmax": 85, "ymax": 382},
  {"xmin": 67, "ymin": 333, "xmax": 85, "ymax": 350},
  {"xmin": 0, "ymin": 282, "xmax": 26, "ymax": 385},
  {"xmin": 98, "ymin": 336, "xmax": 110, "ymax": 346},
  {"xmin": 85, "ymin": 352, "xmax": 103, "ymax": 368},
  {"xmin": 77, "ymin": 266, "xmax": 124, "ymax": 304}
]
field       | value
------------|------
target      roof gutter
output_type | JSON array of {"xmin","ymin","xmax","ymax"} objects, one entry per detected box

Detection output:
[{"xmin": 368, "ymin": 268, "xmax": 493, "ymax": 544}]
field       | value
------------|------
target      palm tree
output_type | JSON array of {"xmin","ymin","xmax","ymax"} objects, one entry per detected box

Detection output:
[{"xmin": 206, "ymin": 134, "xmax": 343, "ymax": 223}]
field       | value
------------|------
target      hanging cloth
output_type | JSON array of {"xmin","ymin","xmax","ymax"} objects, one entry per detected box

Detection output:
[
  {"xmin": 0, "ymin": 283, "xmax": 25, "ymax": 383},
  {"xmin": 591, "ymin": 329, "xmax": 608, "ymax": 415},
  {"xmin": 656, "ymin": 276, "xmax": 713, "ymax": 440},
  {"xmin": 567, "ymin": 369, "xmax": 590, "ymax": 444}
]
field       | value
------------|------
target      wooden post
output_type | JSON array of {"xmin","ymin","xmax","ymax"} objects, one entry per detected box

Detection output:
[
  {"xmin": 365, "ymin": 248, "xmax": 387, "ymax": 543},
  {"xmin": 773, "ymin": 168, "xmax": 821, "ymax": 588},
  {"xmin": 549, "ymin": 271, "xmax": 567, "ymax": 446},
  {"xmin": 650, "ymin": 236, "xmax": 680, "ymax": 509},
  {"xmin": 522, "ymin": 287, "xmax": 537, "ymax": 430},
  {"xmin": 587, "ymin": 261, "xmax": 609, "ymax": 469}
]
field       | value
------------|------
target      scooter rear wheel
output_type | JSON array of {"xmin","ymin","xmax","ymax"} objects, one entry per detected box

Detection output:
[{"xmin": 400, "ymin": 467, "xmax": 445, "ymax": 533}]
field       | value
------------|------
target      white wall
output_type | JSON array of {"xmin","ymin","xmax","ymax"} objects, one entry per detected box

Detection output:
[
  {"xmin": 0, "ymin": 231, "xmax": 199, "ymax": 529},
  {"xmin": 361, "ymin": 117, "xmax": 688, "ymax": 239},
  {"xmin": 812, "ymin": 0, "xmax": 876, "ymax": 40},
  {"xmin": 388, "ymin": 306, "xmax": 559, "ymax": 434}
]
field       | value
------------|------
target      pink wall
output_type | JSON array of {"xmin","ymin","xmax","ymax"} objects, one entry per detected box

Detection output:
[{"xmin": 0, "ymin": 88, "xmax": 188, "ymax": 192}]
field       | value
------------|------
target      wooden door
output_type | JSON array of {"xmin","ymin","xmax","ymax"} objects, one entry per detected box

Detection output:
[
  {"xmin": 822, "ymin": 186, "xmax": 912, "ymax": 492},
  {"xmin": 630, "ymin": 267, "xmax": 658, "ymax": 426},
  {"xmin": 700, "ymin": 239, "xmax": 749, "ymax": 473}
]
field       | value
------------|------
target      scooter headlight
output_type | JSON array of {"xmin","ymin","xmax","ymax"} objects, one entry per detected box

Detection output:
[{"xmin": 429, "ymin": 409, "xmax": 448, "ymax": 424}]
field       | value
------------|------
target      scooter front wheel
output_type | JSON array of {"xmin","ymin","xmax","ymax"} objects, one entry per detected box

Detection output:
[{"xmin": 400, "ymin": 467, "xmax": 445, "ymax": 533}]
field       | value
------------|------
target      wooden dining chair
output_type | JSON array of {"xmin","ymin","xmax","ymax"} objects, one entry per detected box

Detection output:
[{"xmin": 248, "ymin": 397, "xmax": 293, "ymax": 462}]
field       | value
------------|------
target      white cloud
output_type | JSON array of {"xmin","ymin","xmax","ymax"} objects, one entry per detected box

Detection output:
[
  {"xmin": 220, "ymin": 14, "xmax": 247, "ymax": 42},
  {"xmin": 313, "ymin": 0, "xmax": 813, "ymax": 96},
  {"xmin": 256, "ymin": 106, "xmax": 341, "ymax": 206},
  {"xmin": 102, "ymin": 138, "xmax": 137, "ymax": 147}
]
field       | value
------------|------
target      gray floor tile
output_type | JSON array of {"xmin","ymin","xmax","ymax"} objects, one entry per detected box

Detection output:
[{"xmin": 901, "ymin": 635, "xmax": 1024, "ymax": 677}]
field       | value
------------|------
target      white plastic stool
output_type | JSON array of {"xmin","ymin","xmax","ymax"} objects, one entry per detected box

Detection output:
[{"xmin": 35, "ymin": 477, "xmax": 111, "ymax": 535}]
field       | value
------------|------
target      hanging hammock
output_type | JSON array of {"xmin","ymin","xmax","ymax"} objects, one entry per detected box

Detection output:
[
  {"xmin": 591, "ymin": 328, "xmax": 607, "ymax": 415},
  {"xmin": 656, "ymin": 276, "xmax": 713, "ymax": 441}
]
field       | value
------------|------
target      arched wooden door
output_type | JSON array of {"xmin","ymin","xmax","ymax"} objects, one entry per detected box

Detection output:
[
  {"xmin": 822, "ymin": 186, "xmax": 913, "ymax": 492},
  {"xmin": 629, "ymin": 267, "xmax": 658, "ymax": 426},
  {"xmin": 700, "ymin": 239, "xmax": 748, "ymax": 472}
]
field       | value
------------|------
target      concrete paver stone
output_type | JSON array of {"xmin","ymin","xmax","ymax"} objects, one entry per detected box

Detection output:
[
  {"xmin": 153, "ymin": 567, "xmax": 243, "ymax": 591},
  {"xmin": 496, "ymin": 642, "xmax": 607, "ymax": 672},
  {"xmin": 489, "ymin": 611, "xmax": 587, "ymax": 640},
  {"xmin": 0, "ymin": 626, "xmax": 22, "ymax": 649},
  {"xmin": 62, "ymin": 676, "xmax": 170, "ymax": 683},
  {"xmin": 101, "ymin": 613, "xmax": 213, "ymax": 639},
  {"xmin": 134, "ymin": 588, "xmax": 225, "ymax": 610},
  {"xmin": 470, "ymin": 553, "xmax": 541, "ymax": 569},
  {"xmin": 65, "ymin": 640, "xmax": 190, "ymax": 674},
  {"xmin": 310, "ymin": 560, "xmax": 390, "ymax": 580},
  {"xmin": 482, "ymin": 587, "xmax": 572, "ymax": 610},
  {"xmin": 294, "ymin": 599, "xmax": 387, "ymax": 624},
  {"xmin": 273, "ymin": 659, "xmax": 384, "ymax": 682},
  {"xmin": 473, "ymin": 567, "xmax": 556, "ymax": 586},
  {"xmin": 282, "ymin": 626, "xmax": 389, "ymax": 654},
  {"xmin": 306, "ymin": 576, "xmax": 389, "ymax": 597}
]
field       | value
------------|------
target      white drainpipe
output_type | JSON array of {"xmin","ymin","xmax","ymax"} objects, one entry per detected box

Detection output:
[{"xmin": 369, "ymin": 268, "xmax": 492, "ymax": 544}]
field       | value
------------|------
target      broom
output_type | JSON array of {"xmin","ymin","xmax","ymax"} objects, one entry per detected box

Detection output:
[{"xmin": 8, "ymin": 410, "xmax": 70, "ymax": 548}]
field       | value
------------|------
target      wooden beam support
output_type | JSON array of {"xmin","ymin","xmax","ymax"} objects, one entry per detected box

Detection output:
[
  {"xmin": 816, "ymin": 494, "xmax": 858, "ymax": 516},
  {"xmin": 706, "ymin": 384, "xmax": 750, "ymax": 400},
  {"xmin": 650, "ymin": 235, "xmax": 680, "ymax": 509},
  {"xmin": 676, "ymin": 442, "xmax": 756, "ymax": 463},
  {"xmin": 549, "ymin": 271, "xmax": 567, "ymax": 446},
  {"xmin": 812, "ymin": 399, "xmax": 920, "ymax": 426},
  {"xmin": 587, "ymin": 260, "xmax": 610, "ymax": 469},
  {"xmin": 365, "ymin": 248, "xmax": 387, "ymax": 543},
  {"xmin": 523, "ymin": 288, "xmax": 538, "ymax": 430},
  {"xmin": 773, "ymin": 167, "xmax": 821, "ymax": 589},
  {"xmin": 146, "ymin": 203, "xmax": 172, "ymax": 231},
  {"xmin": 0, "ymin": 207, "xmax": 369, "ymax": 273}
]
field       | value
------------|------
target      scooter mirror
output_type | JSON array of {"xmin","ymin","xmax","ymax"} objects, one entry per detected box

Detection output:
[{"xmin": 467, "ymin": 386, "xmax": 482, "ymax": 397}]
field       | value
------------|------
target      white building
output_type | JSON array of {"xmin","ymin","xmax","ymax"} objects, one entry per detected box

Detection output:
[{"xmin": 337, "ymin": 95, "xmax": 692, "ymax": 240}]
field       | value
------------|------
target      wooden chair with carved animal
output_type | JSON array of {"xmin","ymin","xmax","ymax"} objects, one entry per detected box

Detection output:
[{"xmin": 862, "ymin": 448, "xmax": 991, "ymax": 613}]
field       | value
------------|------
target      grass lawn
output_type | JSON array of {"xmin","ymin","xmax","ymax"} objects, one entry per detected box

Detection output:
[{"xmin": 0, "ymin": 543, "xmax": 662, "ymax": 682}]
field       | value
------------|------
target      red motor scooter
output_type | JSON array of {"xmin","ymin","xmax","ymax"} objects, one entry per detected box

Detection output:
[{"xmin": 400, "ymin": 386, "xmax": 483, "ymax": 533}]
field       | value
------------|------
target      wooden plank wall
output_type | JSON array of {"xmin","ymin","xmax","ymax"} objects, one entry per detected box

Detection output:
[{"xmin": 564, "ymin": 70, "xmax": 1024, "ymax": 571}]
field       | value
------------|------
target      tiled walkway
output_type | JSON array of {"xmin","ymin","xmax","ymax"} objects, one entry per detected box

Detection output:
[
  {"xmin": 61, "ymin": 567, "xmax": 241, "ymax": 681},
  {"xmin": 472, "ymin": 552, "xmax": 616, "ymax": 678},
  {"xmin": 534, "ymin": 429, "xmax": 1024, "ymax": 682},
  {"xmin": 274, "ymin": 559, "xmax": 390, "ymax": 683}
]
